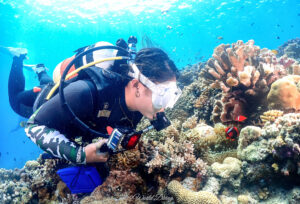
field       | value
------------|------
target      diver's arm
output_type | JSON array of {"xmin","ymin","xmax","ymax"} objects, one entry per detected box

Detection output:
[
  {"xmin": 25, "ymin": 122, "xmax": 108, "ymax": 164},
  {"xmin": 25, "ymin": 122, "xmax": 87, "ymax": 164},
  {"xmin": 25, "ymin": 80, "xmax": 107, "ymax": 164}
]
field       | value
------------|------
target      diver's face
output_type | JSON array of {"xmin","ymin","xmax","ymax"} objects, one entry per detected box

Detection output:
[
  {"xmin": 125, "ymin": 78, "xmax": 177, "ymax": 120},
  {"xmin": 136, "ymin": 77, "xmax": 177, "ymax": 120}
]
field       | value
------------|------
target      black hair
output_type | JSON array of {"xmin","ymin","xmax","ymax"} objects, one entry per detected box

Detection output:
[{"xmin": 134, "ymin": 48, "xmax": 180, "ymax": 83}]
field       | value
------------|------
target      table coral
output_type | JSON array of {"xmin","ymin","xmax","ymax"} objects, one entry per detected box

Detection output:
[{"xmin": 167, "ymin": 180, "xmax": 221, "ymax": 204}]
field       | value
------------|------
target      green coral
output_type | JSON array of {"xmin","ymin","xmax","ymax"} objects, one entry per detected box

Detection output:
[{"xmin": 167, "ymin": 180, "xmax": 220, "ymax": 204}]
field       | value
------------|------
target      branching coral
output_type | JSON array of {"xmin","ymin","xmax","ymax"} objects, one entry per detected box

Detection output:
[
  {"xmin": 206, "ymin": 40, "xmax": 261, "ymax": 93},
  {"xmin": 194, "ymin": 87, "xmax": 211, "ymax": 108},
  {"xmin": 145, "ymin": 137, "xmax": 207, "ymax": 176},
  {"xmin": 109, "ymin": 148, "xmax": 141, "ymax": 170},
  {"xmin": 203, "ymin": 39, "xmax": 290, "ymax": 123},
  {"xmin": 162, "ymin": 120, "xmax": 182, "ymax": 142},
  {"xmin": 182, "ymin": 115, "xmax": 198, "ymax": 129}
]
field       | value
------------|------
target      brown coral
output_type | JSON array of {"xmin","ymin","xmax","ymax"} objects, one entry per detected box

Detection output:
[
  {"xmin": 109, "ymin": 148, "xmax": 141, "ymax": 170},
  {"xmin": 85, "ymin": 170, "xmax": 145, "ymax": 201},
  {"xmin": 205, "ymin": 40, "xmax": 290, "ymax": 123},
  {"xmin": 194, "ymin": 88, "xmax": 211, "ymax": 108},
  {"xmin": 182, "ymin": 115, "xmax": 198, "ymax": 129},
  {"xmin": 206, "ymin": 40, "xmax": 262, "ymax": 93},
  {"xmin": 145, "ymin": 137, "xmax": 207, "ymax": 176},
  {"xmin": 167, "ymin": 180, "xmax": 221, "ymax": 204},
  {"xmin": 267, "ymin": 75, "xmax": 300, "ymax": 110}
]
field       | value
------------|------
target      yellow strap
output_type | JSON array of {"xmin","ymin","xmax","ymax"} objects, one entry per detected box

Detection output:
[{"xmin": 46, "ymin": 56, "xmax": 125, "ymax": 100}]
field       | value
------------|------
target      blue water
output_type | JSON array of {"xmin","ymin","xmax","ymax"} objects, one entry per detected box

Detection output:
[{"xmin": 0, "ymin": 0, "xmax": 299, "ymax": 169}]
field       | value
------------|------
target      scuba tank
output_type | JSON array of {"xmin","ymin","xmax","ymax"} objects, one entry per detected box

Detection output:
[{"xmin": 52, "ymin": 41, "xmax": 119, "ymax": 84}]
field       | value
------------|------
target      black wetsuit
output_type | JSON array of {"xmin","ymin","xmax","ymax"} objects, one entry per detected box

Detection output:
[
  {"xmin": 8, "ymin": 55, "xmax": 53, "ymax": 118},
  {"xmin": 25, "ymin": 67, "xmax": 143, "ymax": 164}
]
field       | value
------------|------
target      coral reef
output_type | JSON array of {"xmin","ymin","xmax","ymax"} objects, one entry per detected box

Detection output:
[
  {"xmin": 81, "ymin": 197, "xmax": 146, "ymax": 204},
  {"xmin": 202, "ymin": 149, "xmax": 237, "ymax": 165},
  {"xmin": 177, "ymin": 62, "xmax": 204, "ymax": 87},
  {"xmin": 80, "ymin": 170, "xmax": 146, "ymax": 203},
  {"xmin": 267, "ymin": 75, "xmax": 300, "ymax": 110},
  {"xmin": 168, "ymin": 64, "xmax": 220, "ymax": 125},
  {"xmin": 167, "ymin": 180, "xmax": 221, "ymax": 204},
  {"xmin": 202, "ymin": 177, "xmax": 221, "ymax": 195},
  {"xmin": 0, "ymin": 157, "xmax": 72, "ymax": 204},
  {"xmin": 182, "ymin": 115, "xmax": 198, "ymax": 130},
  {"xmin": 144, "ymin": 137, "xmax": 207, "ymax": 176},
  {"xmin": 236, "ymin": 126, "xmax": 270, "ymax": 162},
  {"xmin": 260, "ymin": 109, "xmax": 284, "ymax": 124},
  {"xmin": 269, "ymin": 113, "xmax": 300, "ymax": 175},
  {"xmin": 292, "ymin": 62, "xmax": 300, "ymax": 75},
  {"xmin": 203, "ymin": 39, "xmax": 296, "ymax": 123},
  {"xmin": 109, "ymin": 148, "xmax": 141, "ymax": 170},
  {"xmin": 211, "ymin": 157, "xmax": 242, "ymax": 179},
  {"xmin": 184, "ymin": 123, "xmax": 219, "ymax": 151},
  {"xmin": 237, "ymin": 194, "xmax": 257, "ymax": 204},
  {"xmin": 278, "ymin": 38, "xmax": 300, "ymax": 61},
  {"xmin": 236, "ymin": 112, "xmax": 300, "ymax": 183},
  {"xmin": 288, "ymin": 187, "xmax": 300, "ymax": 204}
]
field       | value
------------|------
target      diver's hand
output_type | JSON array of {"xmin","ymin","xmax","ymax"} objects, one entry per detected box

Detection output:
[{"xmin": 84, "ymin": 139, "xmax": 109, "ymax": 163}]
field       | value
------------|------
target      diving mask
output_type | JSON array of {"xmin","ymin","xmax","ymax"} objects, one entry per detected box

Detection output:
[{"xmin": 128, "ymin": 63, "xmax": 182, "ymax": 110}]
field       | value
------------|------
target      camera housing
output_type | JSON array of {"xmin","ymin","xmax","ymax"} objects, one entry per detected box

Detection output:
[{"xmin": 102, "ymin": 112, "xmax": 171, "ymax": 154}]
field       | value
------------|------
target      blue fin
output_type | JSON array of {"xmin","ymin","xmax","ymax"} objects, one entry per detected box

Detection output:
[{"xmin": 57, "ymin": 166, "xmax": 103, "ymax": 194}]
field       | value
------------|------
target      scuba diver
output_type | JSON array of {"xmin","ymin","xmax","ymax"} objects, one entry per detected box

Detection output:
[
  {"xmin": 1, "ymin": 46, "xmax": 53, "ymax": 119},
  {"xmin": 5, "ymin": 37, "xmax": 182, "ymax": 193}
]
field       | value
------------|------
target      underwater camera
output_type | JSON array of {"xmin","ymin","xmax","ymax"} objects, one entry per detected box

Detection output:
[{"xmin": 100, "ymin": 112, "xmax": 171, "ymax": 154}]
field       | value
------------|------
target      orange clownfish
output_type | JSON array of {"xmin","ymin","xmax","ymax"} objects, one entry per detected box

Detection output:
[{"xmin": 234, "ymin": 115, "xmax": 247, "ymax": 122}]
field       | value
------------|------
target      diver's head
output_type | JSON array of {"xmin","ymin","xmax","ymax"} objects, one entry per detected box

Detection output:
[
  {"xmin": 134, "ymin": 48, "xmax": 180, "ymax": 83},
  {"xmin": 126, "ymin": 48, "xmax": 181, "ymax": 120}
]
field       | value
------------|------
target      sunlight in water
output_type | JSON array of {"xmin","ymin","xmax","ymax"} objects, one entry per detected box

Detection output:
[{"xmin": 25, "ymin": 0, "xmax": 181, "ymax": 17}]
